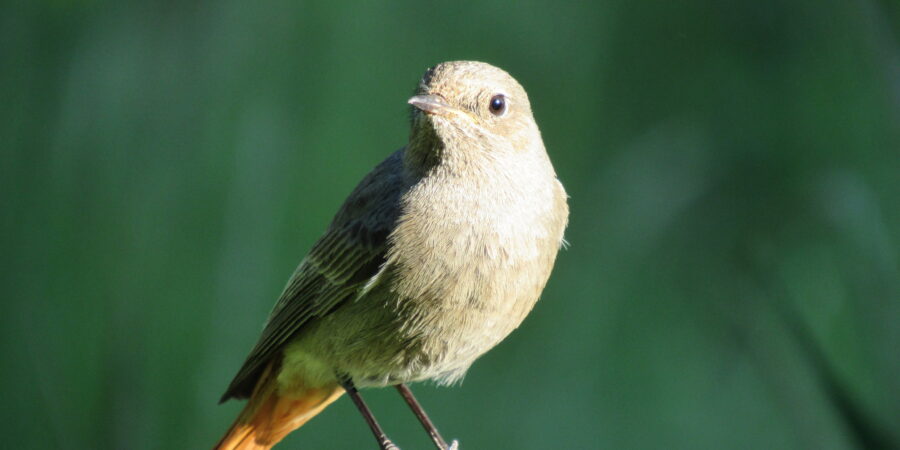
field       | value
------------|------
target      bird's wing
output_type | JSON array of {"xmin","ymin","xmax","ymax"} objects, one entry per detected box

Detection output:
[{"xmin": 221, "ymin": 151, "xmax": 406, "ymax": 401}]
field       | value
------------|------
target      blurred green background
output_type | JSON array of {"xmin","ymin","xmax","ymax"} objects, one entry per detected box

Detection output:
[{"xmin": 3, "ymin": 0, "xmax": 899, "ymax": 449}]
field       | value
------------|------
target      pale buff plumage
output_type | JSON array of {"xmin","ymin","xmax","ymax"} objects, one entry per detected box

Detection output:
[{"xmin": 216, "ymin": 61, "xmax": 568, "ymax": 450}]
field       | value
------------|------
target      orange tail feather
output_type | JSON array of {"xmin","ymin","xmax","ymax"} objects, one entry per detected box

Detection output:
[{"xmin": 215, "ymin": 367, "xmax": 344, "ymax": 450}]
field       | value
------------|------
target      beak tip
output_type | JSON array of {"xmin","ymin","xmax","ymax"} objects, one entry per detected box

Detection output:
[{"xmin": 408, "ymin": 94, "xmax": 450, "ymax": 115}]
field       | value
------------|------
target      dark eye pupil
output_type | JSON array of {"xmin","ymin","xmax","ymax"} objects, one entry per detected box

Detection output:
[{"xmin": 489, "ymin": 95, "xmax": 506, "ymax": 115}]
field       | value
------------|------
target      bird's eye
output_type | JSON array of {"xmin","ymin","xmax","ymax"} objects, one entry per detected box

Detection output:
[{"xmin": 488, "ymin": 94, "xmax": 507, "ymax": 116}]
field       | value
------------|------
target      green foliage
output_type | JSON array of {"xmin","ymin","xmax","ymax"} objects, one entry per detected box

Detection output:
[{"xmin": 2, "ymin": 0, "xmax": 897, "ymax": 448}]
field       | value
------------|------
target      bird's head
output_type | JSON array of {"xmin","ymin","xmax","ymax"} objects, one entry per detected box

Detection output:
[{"xmin": 406, "ymin": 61, "xmax": 542, "ymax": 169}]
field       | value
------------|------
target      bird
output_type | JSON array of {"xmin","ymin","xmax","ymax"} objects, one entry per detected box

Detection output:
[{"xmin": 215, "ymin": 60, "xmax": 569, "ymax": 450}]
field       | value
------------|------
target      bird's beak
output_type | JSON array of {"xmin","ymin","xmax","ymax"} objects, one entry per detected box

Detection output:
[{"xmin": 408, "ymin": 94, "xmax": 452, "ymax": 116}]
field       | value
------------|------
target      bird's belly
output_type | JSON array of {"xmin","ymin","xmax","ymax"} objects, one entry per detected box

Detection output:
[{"xmin": 348, "ymin": 231, "xmax": 553, "ymax": 386}]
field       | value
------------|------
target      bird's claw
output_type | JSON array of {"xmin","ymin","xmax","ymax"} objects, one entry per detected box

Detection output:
[{"xmin": 447, "ymin": 440, "xmax": 459, "ymax": 450}]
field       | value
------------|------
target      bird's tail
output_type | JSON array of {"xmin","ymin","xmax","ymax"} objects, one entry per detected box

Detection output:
[{"xmin": 214, "ymin": 365, "xmax": 344, "ymax": 450}]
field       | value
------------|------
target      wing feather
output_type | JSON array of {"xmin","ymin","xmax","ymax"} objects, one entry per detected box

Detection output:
[{"xmin": 221, "ymin": 151, "xmax": 407, "ymax": 401}]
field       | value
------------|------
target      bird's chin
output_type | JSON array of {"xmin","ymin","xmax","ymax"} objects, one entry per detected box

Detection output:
[
  {"xmin": 410, "ymin": 109, "xmax": 480, "ymax": 151},
  {"xmin": 410, "ymin": 108, "xmax": 442, "ymax": 132}
]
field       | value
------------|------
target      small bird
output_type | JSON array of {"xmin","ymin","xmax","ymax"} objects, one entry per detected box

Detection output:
[{"xmin": 215, "ymin": 61, "xmax": 569, "ymax": 450}]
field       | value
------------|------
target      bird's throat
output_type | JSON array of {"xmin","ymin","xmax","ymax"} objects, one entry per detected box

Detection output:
[{"xmin": 404, "ymin": 123, "xmax": 445, "ymax": 175}]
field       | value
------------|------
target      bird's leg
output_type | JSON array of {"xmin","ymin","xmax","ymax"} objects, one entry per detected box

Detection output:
[
  {"xmin": 339, "ymin": 377, "xmax": 399, "ymax": 450},
  {"xmin": 395, "ymin": 384, "xmax": 457, "ymax": 450}
]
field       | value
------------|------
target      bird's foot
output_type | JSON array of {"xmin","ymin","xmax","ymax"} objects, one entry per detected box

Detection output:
[
  {"xmin": 382, "ymin": 439, "xmax": 400, "ymax": 450},
  {"xmin": 447, "ymin": 440, "xmax": 459, "ymax": 450}
]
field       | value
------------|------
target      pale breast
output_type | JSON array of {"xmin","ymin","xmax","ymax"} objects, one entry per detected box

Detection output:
[{"xmin": 375, "ymin": 155, "xmax": 567, "ymax": 381}]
